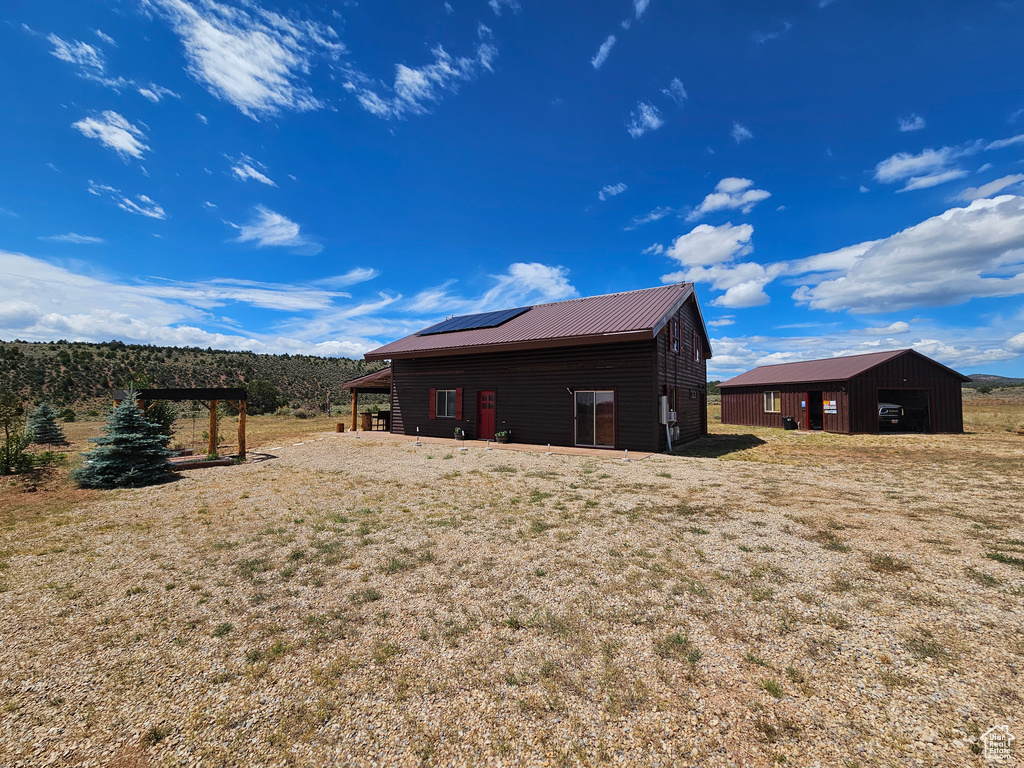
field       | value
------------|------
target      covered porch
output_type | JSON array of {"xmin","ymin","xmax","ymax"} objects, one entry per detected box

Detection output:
[{"xmin": 341, "ymin": 367, "xmax": 392, "ymax": 432}]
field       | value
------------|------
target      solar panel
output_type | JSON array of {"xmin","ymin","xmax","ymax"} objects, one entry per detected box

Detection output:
[{"xmin": 418, "ymin": 306, "xmax": 532, "ymax": 336}]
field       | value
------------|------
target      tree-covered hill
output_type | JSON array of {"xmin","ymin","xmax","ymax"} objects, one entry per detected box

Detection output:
[{"xmin": 0, "ymin": 339, "xmax": 383, "ymax": 416}]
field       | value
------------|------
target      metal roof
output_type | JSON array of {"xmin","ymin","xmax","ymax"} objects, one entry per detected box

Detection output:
[
  {"xmin": 365, "ymin": 283, "xmax": 709, "ymax": 361},
  {"xmin": 719, "ymin": 349, "xmax": 970, "ymax": 387},
  {"xmin": 341, "ymin": 367, "xmax": 392, "ymax": 390}
]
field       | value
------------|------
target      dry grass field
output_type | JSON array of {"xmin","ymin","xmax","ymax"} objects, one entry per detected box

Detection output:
[{"xmin": 1, "ymin": 392, "xmax": 1022, "ymax": 767}]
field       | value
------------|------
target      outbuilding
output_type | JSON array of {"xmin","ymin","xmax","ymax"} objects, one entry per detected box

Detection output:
[
  {"xmin": 364, "ymin": 282, "xmax": 712, "ymax": 452},
  {"xmin": 719, "ymin": 349, "xmax": 969, "ymax": 434}
]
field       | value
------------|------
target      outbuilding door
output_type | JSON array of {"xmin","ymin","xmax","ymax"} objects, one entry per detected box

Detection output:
[
  {"xmin": 805, "ymin": 391, "xmax": 824, "ymax": 430},
  {"xmin": 575, "ymin": 390, "xmax": 614, "ymax": 448},
  {"xmin": 477, "ymin": 391, "xmax": 496, "ymax": 440}
]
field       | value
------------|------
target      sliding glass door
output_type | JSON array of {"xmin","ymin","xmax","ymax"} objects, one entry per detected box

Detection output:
[{"xmin": 575, "ymin": 390, "xmax": 614, "ymax": 448}]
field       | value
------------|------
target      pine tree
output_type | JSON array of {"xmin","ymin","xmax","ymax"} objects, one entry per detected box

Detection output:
[
  {"xmin": 26, "ymin": 403, "xmax": 67, "ymax": 445},
  {"xmin": 72, "ymin": 398, "xmax": 173, "ymax": 489}
]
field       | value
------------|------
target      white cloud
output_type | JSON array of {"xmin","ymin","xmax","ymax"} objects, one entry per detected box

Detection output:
[
  {"xmin": 624, "ymin": 206, "xmax": 673, "ymax": 230},
  {"xmin": 859, "ymin": 185, "xmax": 870, "ymax": 193},
  {"xmin": 708, "ymin": 316, "xmax": 735, "ymax": 327},
  {"xmin": 48, "ymin": 34, "xmax": 105, "ymax": 73},
  {"xmin": 634, "ymin": 0, "xmax": 651, "ymax": 19},
  {"xmin": 661, "ymin": 77, "xmax": 687, "ymax": 106},
  {"xmin": 627, "ymin": 101, "xmax": 664, "ymax": 138},
  {"xmin": 39, "ymin": 233, "xmax": 105, "ymax": 244},
  {"xmin": 1007, "ymin": 332, "xmax": 1024, "ymax": 352},
  {"xmin": 47, "ymin": 33, "xmax": 126, "ymax": 89},
  {"xmin": 230, "ymin": 205, "xmax": 321, "ymax": 253},
  {"xmin": 73, "ymin": 111, "xmax": 149, "ymax": 160},
  {"xmin": 138, "ymin": 83, "xmax": 180, "ymax": 102},
  {"xmin": 793, "ymin": 195, "xmax": 1024, "ymax": 313},
  {"xmin": 687, "ymin": 177, "xmax": 771, "ymax": 221},
  {"xmin": 657, "ymin": 222, "xmax": 784, "ymax": 308},
  {"xmin": 94, "ymin": 29, "xmax": 116, "ymax": 45},
  {"xmin": 230, "ymin": 155, "xmax": 276, "ymax": 186},
  {"xmin": 707, "ymin": 328, "xmax": 1021, "ymax": 379},
  {"xmin": 864, "ymin": 321, "xmax": 910, "ymax": 335},
  {"xmin": 752, "ymin": 22, "xmax": 791, "ymax": 44},
  {"xmin": 731, "ymin": 122, "xmax": 753, "ymax": 143},
  {"xmin": 598, "ymin": 182, "xmax": 627, "ymax": 201},
  {"xmin": 642, "ymin": 243, "xmax": 665, "ymax": 255},
  {"xmin": 407, "ymin": 263, "xmax": 577, "ymax": 315},
  {"xmin": 897, "ymin": 113, "xmax": 926, "ymax": 132},
  {"xmin": 488, "ymin": 0, "xmax": 521, "ymax": 16},
  {"xmin": 356, "ymin": 25, "xmax": 497, "ymax": 119},
  {"xmin": 956, "ymin": 174, "xmax": 1024, "ymax": 202},
  {"xmin": 87, "ymin": 180, "xmax": 167, "ymax": 219},
  {"xmin": 0, "ymin": 249, "xmax": 397, "ymax": 356},
  {"xmin": 203, "ymin": 201, "xmax": 217, "ymax": 209},
  {"xmin": 148, "ymin": 0, "xmax": 343, "ymax": 119},
  {"xmin": 591, "ymin": 35, "xmax": 617, "ymax": 69},
  {"xmin": 873, "ymin": 143, "xmax": 981, "ymax": 192},
  {"xmin": 196, "ymin": 112, "xmax": 208, "ymax": 124},
  {"xmin": 664, "ymin": 222, "xmax": 754, "ymax": 268},
  {"xmin": 987, "ymin": 134, "xmax": 1024, "ymax": 151}
]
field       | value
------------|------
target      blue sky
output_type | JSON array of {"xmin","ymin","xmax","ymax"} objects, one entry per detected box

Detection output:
[{"xmin": 2, "ymin": 0, "xmax": 1024, "ymax": 377}]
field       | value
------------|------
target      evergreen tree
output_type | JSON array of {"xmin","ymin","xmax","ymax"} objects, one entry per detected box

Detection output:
[
  {"xmin": 0, "ymin": 390, "xmax": 32, "ymax": 475},
  {"xmin": 72, "ymin": 398, "xmax": 173, "ymax": 489},
  {"xmin": 26, "ymin": 403, "xmax": 67, "ymax": 445}
]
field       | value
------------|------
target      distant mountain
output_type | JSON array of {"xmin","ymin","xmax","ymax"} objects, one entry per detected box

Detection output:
[
  {"xmin": 966, "ymin": 374, "xmax": 1024, "ymax": 388},
  {"xmin": 0, "ymin": 339, "xmax": 383, "ymax": 415}
]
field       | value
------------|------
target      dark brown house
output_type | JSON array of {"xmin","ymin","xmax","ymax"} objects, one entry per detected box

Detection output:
[
  {"xmin": 719, "ymin": 349, "xmax": 969, "ymax": 434},
  {"xmin": 364, "ymin": 283, "xmax": 712, "ymax": 452}
]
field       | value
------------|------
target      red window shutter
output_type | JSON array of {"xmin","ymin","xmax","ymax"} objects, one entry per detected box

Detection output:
[
  {"xmin": 429, "ymin": 388, "xmax": 436, "ymax": 419},
  {"xmin": 455, "ymin": 387, "xmax": 463, "ymax": 420}
]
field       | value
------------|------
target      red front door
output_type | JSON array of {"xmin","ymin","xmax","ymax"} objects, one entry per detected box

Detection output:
[{"xmin": 477, "ymin": 391, "xmax": 495, "ymax": 440}]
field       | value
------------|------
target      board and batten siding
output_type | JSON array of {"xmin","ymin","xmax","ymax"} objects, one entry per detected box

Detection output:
[
  {"xmin": 846, "ymin": 354, "xmax": 964, "ymax": 433},
  {"xmin": 390, "ymin": 340, "xmax": 662, "ymax": 451},
  {"xmin": 654, "ymin": 296, "xmax": 709, "ymax": 450},
  {"xmin": 720, "ymin": 384, "xmax": 849, "ymax": 432}
]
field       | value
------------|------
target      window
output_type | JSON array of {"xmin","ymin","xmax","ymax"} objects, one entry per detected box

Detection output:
[
  {"xmin": 692, "ymin": 330, "xmax": 701, "ymax": 363},
  {"xmin": 668, "ymin": 385, "xmax": 678, "ymax": 413},
  {"xmin": 764, "ymin": 391, "xmax": 782, "ymax": 413},
  {"xmin": 670, "ymin": 319, "xmax": 680, "ymax": 353},
  {"xmin": 436, "ymin": 389, "xmax": 456, "ymax": 418}
]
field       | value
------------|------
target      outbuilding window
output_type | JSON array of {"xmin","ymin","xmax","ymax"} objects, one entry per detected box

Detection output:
[
  {"xmin": 692, "ymin": 330, "xmax": 701, "ymax": 363},
  {"xmin": 764, "ymin": 391, "xmax": 782, "ymax": 413}
]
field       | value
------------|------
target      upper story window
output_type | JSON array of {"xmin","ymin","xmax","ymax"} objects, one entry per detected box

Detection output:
[
  {"xmin": 669, "ymin": 319, "xmax": 680, "ymax": 353},
  {"xmin": 692, "ymin": 330, "xmax": 701, "ymax": 363}
]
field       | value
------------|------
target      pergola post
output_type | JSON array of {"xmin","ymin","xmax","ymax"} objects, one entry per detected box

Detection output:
[
  {"xmin": 350, "ymin": 389, "xmax": 359, "ymax": 432},
  {"xmin": 237, "ymin": 400, "xmax": 246, "ymax": 460},
  {"xmin": 208, "ymin": 399, "xmax": 218, "ymax": 456}
]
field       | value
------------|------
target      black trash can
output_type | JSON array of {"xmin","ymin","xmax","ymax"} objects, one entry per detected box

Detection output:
[{"xmin": 782, "ymin": 416, "xmax": 797, "ymax": 430}]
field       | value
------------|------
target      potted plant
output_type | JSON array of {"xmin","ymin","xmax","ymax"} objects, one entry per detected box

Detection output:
[
  {"xmin": 495, "ymin": 430, "xmax": 510, "ymax": 444},
  {"xmin": 454, "ymin": 427, "xmax": 465, "ymax": 441}
]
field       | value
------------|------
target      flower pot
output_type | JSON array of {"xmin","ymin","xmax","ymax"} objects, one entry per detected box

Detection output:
[{"xmin": 495, "ymin": 435, "xmax": 509, "ymax": 444}]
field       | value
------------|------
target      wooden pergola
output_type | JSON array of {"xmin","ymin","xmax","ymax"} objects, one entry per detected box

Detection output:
[
  {"xmin": 113, "ymin": 387, "xmax": 248, "ymax": 460},
  {"xmin": 341, "ymin": 367, "xmax": 392, "ymax": 432}
]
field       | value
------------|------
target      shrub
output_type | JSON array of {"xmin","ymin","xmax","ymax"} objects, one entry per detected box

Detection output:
[
  {"xmin": 59, "ymin": 408, "xmax": 76, "ymax": 422},
  {"xmin": 72, "ymin": 397, "xmax": 173, "ymax": 489},
  {"xmin": 27, "ymin": 403, "xmax": 67, "ymax": 445}
]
